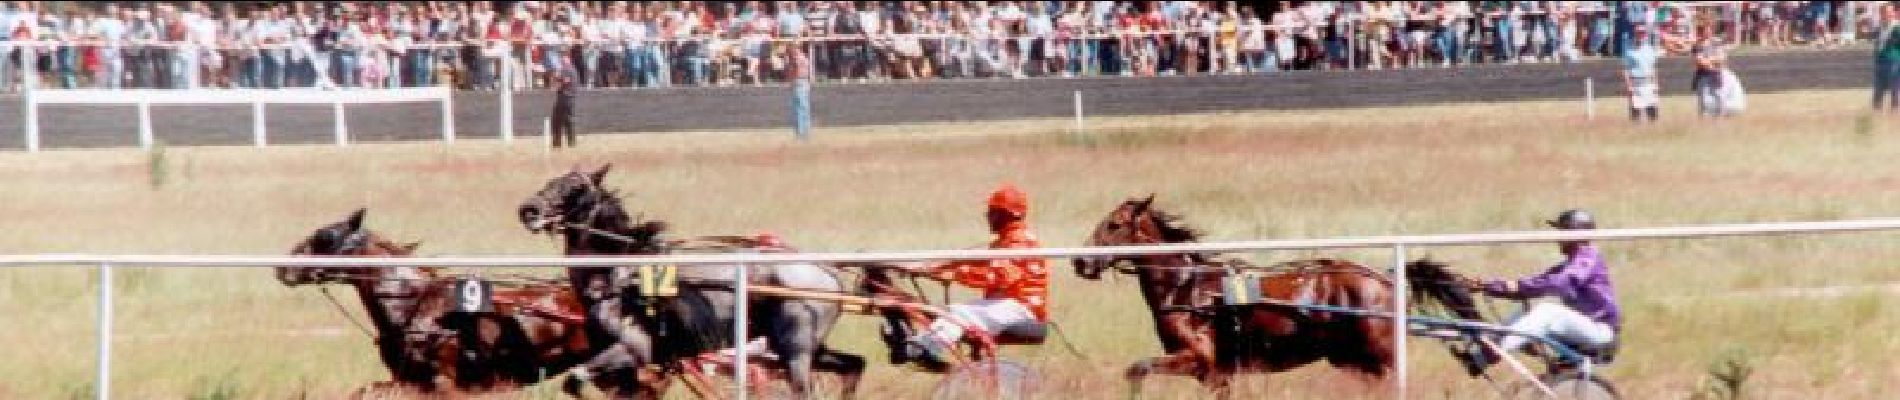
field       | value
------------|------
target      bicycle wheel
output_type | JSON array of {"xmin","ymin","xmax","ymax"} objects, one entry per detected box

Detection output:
[
  {"xmin": 1504, "ymin": 371, "xmax": 1621, "ymax": 400},
  {"xmin": 931, "ymin": 359, "xmax": 1038, "ymax": 400}
]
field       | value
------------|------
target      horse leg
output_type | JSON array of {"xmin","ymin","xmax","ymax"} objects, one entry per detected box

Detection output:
[
  {"xmin": 812, "ymin": 346, "xmax": 867, "ymax": 400},
  {"xmin": 1199, "ymin": 369, "xmax": 1236, "ymax": 400},
  {"xmin": 765, "ymin": 307, "xmax": 821, "ymax": 399},
  {"xmin": 1124, "ymin": 351, "xmax": 1212, "ymax": 398}
]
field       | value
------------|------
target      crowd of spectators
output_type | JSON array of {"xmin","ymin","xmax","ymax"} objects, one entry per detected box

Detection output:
[{"xmin": 0, "ymin": 1, "xmax": 1890, "ymax": 92}]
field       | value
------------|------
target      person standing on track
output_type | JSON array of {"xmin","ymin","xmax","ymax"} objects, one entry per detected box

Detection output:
[
  {"xmin": 896, "ymin": 184, "xmax": 1050, "ymax": 371},
  {"xmin": 1873, "ymin": 5, "xmax": 1900, "ymax": 112},
  {"xmin": 1457, "ymin": 209, "xmax": 1622, "ymax": 376},
  {"xmin": 550, "ymin": 72, "xmax": 577, "ymax": 148},
  {"xmin": 1623, "ymin": 24, "xmax": 1674, "ymax": 123}
]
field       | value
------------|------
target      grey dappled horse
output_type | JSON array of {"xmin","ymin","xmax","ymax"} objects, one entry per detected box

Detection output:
[{"xmin": 517, "ymin": 165, "xmax": 865, "ymax": 399}]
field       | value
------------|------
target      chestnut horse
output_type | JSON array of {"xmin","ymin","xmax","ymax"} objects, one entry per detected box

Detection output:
[
  {"xmin": 279, "ymin": 209, "xmax": 615, "ymax": 397},
  {"xmin": 1071, "ymin": 195, "xmax": 1396, "ymax": 396}
]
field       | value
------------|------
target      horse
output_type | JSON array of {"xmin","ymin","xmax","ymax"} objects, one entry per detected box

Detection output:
[
  {"xmin": 278, "ymin": 209, "xmax": 608, "ymax": 397},
  {"xmin": 516, "ymin": 165, "xmax": 866, "ymax": 399},
  {"xmin": 1070, "ymin": 195, "xmax": 1397, "ymax": 397}
]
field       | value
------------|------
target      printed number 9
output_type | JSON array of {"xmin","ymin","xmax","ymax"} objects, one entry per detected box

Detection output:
[{"xmin": 461, "ymin": 281, "xmax": 485, "ymax": 311}]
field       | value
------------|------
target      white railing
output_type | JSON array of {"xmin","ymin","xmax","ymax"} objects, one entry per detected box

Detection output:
[
  {"xmin": 20, "ymin": 85, "xmax": 454, "ymax": 152},
  {"xmin": 7, "ymin": 217, "xmax": 1900, "ymax": 400}
]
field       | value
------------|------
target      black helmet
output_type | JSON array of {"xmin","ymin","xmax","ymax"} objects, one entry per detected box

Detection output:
[{"xmin": 1547, "ymin": 209, "xmax": 1597, "ymax": 230}]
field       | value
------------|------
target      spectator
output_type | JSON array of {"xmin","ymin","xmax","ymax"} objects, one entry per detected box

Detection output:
[
  {"xmin": 550, "ymin": 73, "xmax": 577, "ymax": 148},
  {"xmin": 0, "ymin": 1, "xmax": 1870, "ymax": 92},
  {"xmin": 1690, "ymin": 31, "xmax": 1738, "ymax": 117},
  {"xmin": 788, "ymin": 38, "xmax": 811, "ymax": 141},
  {"xmin": 1874, "ymin": 5, "xmax": 1900, "ymax": 111},
  {"xmin": 1623, "ymin": 25, "xmax": 1677, "ymax": 123}
]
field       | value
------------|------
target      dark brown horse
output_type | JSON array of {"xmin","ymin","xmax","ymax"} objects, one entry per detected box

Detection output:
[
  {"xmin": 279, "ymin": 209, "xmax": 609, "ymax": 397},
  {"xmin": 1071, "ymin": 195, "xmax": 1397, "ymax": 396}
]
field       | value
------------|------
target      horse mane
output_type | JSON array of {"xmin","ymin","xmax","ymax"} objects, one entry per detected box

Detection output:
[
  {"xmin": 1403, "ymin": 259, "xmax": 1484, "ymax": 322},
  {"xmin": 1137, "ymin": 203, "xmax": 1210, "ymax": 264},
  {"xmin": 1143, "ymin": 207, "xmax": 1204, "ymax": 243},
  {"xmin": 584, "ymin": 184, "xmax": 671, "ymax": 252},
  {"xmin": 363, "ymin": 233, "xmax": 441, "ymax": 276}
]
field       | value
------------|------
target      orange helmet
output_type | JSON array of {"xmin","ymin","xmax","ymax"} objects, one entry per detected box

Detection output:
[{"xmin": 987, "ymin": 184, "xmax": 1029, "ymax": 217}]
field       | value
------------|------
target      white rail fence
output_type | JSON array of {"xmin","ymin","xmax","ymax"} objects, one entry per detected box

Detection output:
[
  {"xmin": 20, "ymin": 86, "xmax": 454, "ymax": 152},
  {"xmin": 6, "ymin": 217, "xmax": 1900, "ymax": 400}
]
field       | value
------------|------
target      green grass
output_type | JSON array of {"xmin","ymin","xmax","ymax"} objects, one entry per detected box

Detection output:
[{"xmin": 2, "ymin": 90, "xmax": 1898, "ymax": 398}]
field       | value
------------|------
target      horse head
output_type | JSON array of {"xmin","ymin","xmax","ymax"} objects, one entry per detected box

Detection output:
[
  {"xmin": 517, "ymin": 164, "xmax": 669, "ymax": 252},
  {"xmin": 280, "ymin": 208, "xmax": 422, "ymax": 286},
  {"xmin": 1074, "ymin": 193, "xmax": 1192, "ymax": 280},
  {"xmin": 518, "ymin": 164, "xmax": 616, "ymax": 234}
]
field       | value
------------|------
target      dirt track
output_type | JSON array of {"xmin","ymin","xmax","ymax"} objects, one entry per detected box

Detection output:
[{"xmin": 0, "ymin": 48, "xmax": 1870, "ymax": 150}]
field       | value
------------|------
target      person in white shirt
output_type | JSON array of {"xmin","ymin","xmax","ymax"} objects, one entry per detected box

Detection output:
[
  {"xmin": 1240, "ymin": 7, "xmax": 1267, "ymax": 73},
  {"xmin": 188, "ymin": 3, "xmax": 220, "ymax": 88},
  {"xmin": 89, "ymin": 5, "xmax": 127, "ymax": 89}
]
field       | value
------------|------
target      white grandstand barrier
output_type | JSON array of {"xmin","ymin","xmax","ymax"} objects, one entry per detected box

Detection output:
[
  {"xmin": 9, "ymin": 217, "xmax": 1900, "ymax": 400},
  {"xmin": 18, "ymin": 87, "xmax": 453, "ymax": 151}
]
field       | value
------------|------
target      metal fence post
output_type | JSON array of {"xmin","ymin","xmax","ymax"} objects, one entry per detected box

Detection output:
[
  {"xmin": 1072, "ymin": 90, "xmax": 1083, "ymax": 136},
  {"xmin": 733, "ymin": 263, "xmax": 750, "ymax": 399},
  {"xmin": 97, "ymin": 262, "xmax": 113, "ymax": 400},
  {"xmin": 137, "ymin": 100, "xmax": 154, "ymax": 150},
  {"xmin": 1584, "ymin": 78, "xmax": 1595, "ymax": 120},
  {"xmin": 253, "ymin": 101, "xmax": 268, "ymax": 147},
  {"xmin": 1392, "ymin": 244, "xmax": 1408, "ymax": 400},
  {"xmin": 441, "ymin": 88, "xmax": 455, "ymax": 144},
  {"xmin": 22, "ymin": 81, "xmax": 38, "ymax": 152},
  {"xmin": 333, "ymin": 101, "xmax": 348, "ymax": 146},
  {"xmin": 500, "ymin": 61, "xmax": 515, "ymax": 142}
]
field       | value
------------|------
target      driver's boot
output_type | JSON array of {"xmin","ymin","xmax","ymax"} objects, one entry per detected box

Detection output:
[{"xmin": 903, "ymin": 336, "xmax": 953, "ymax": 373}]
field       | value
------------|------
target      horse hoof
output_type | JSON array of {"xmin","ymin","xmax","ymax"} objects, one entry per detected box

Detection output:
[{"xmin": 1123, "ymin": 362, "xmax": 1152, "ymax": 382}]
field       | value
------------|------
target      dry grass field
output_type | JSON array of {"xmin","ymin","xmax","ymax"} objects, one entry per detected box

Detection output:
[{"xmin": 3, "ymin": 90, "xmax": 1900, "ymax": 399}]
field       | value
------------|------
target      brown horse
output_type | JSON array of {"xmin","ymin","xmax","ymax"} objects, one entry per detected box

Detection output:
[
  {"xmin": 279, "ymin": 209, "xmax": 609, "ymax": 397},
  {"xmin": 1071, "ymin": 195, "xmax": 1397, "ymax": 396}
]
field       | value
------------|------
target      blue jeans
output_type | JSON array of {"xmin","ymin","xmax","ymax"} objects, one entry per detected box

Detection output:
[
  {"xmin": 56, "ymin": 46, "xmax": 78, "ymax": 88},
  {"xmin": 623, "ymin": 44, "xmax": 646, "ymax": 86},
  {"xmin": 646, "ymin": 46, "xmax": 670, "ymax": 87},
  {"xmin": 1876, "ymin": 59, "xmax": 1900, "ymax": 109},
  {"xmin": 334, "ymin": 52, "xmax": 358, "ymax": 88},
  {"xmin": 581, "ymin": 48, "xmax": 600, "ymax": 87},
  {"xmin": 172, "ymin": 50, "xmax": 195, "ymax": 88},
  {"xmin": 685, "ymin": 56, "xmax": 708, "ymax": 85},
  {"xmin": 1494, "ymin": 19, "xmax": 1517, "ymax": 62},
  {"xmin": 406, "ymin": 50, "xmax": 432, "ymax": 87},
  {"xmin": 263, "ymin": 50, "xmax": 285, "ymax": 89},
  {"xmin": 1527, "ymin": 16, "xmax": 1556, "ymax": 58},
  {"xmin": 1435, "ymin": 28, "xmax": 1457, "ymax": 64},
  {"xmin": 542, "ymin": 47, "xmax": 565, "ymax": 80},
  {"xmin": 791, "ymin": 79, "xmax": 811, "ymax": 140},
  {"xmin": 471, "ymin": 56, "xmax": 493, "ymax": 90}
]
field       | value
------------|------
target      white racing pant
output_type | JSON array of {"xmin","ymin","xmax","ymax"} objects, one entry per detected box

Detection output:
[
  {"xmin": 918, "ymin": 298, "xmax": 1039, "ymax": 350},
  {"xmin": 1497, "ymin": 302, "xmax": 1615, "ymax": 356}
]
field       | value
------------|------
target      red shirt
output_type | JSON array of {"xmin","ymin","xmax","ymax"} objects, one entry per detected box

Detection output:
[{"xmin": 944, "ymin": 223, "xmax": 1049, "ymax": 320}]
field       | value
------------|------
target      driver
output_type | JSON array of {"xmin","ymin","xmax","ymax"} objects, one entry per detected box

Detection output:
[
  {"xmin": 897, "ymin": 184, "xmax": 1050, "ymax": 370},
  {"xmin": 1461, "ymin": 209, "xmax": 1621, "ymax": 374}
]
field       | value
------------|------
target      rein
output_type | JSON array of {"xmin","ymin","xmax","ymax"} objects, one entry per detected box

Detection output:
[{"xmin": 319, "ymin": 286, "xmax": 378, "ymax": 340}]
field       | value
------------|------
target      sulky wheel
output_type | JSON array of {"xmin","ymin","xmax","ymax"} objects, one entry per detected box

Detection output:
[
  {"xmin": 1504, "ymin": 371, "xmax": 1621, "ymax": 400},
  {"xmin": 931, "ymin": 359, "xmax": 1038, "ymax": 400}
]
